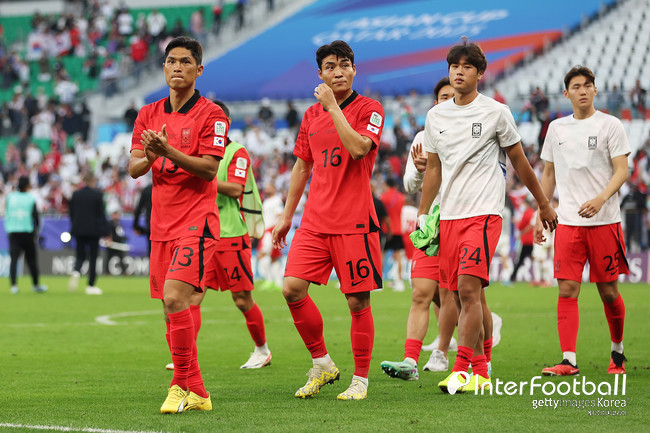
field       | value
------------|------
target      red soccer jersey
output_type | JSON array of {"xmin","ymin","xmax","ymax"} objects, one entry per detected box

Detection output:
[
  {"xmin": 131, "ymin": 90, "xmax": 228, "ymax": 241},
  {"xmin": 380, "ymin": 187, "xmax": 405, "ymax": 236},
  {"xmin": 294, "ymin": 91, "xmax": 384, "ymax": 234}
]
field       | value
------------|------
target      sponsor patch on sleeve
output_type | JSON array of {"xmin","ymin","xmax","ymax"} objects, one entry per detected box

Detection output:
[
  {"xmin": 367, "ymin": 124, "xmax": 379, "ymax": 134},
  {"xmin": 214, "ymin": 121, "xmax": 227, "ymax": 136},
  {"xmin": 235, "ymin": 168, "xmax": 246, "ymax": 178},
  {"xmin": 213, "ymin": 137, "xmax": 225, "ymax": 147},
  {"xmin": 370, "ymin": 112, "xmax": 383, "ymax": 127},
  {"xmin": 235, "ymin": 157, "xmax": 248, "ymax": 169}
]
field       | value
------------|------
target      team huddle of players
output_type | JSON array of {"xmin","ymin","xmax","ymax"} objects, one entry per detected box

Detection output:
[{"xmin": 129, "ymin": 35, "xmax": 630, "ymax": 412}]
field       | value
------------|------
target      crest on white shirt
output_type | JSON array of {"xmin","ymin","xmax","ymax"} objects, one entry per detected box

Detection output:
[
  {"xmin": 588, "ymin": 136, "xmax": 597, "ymax": 150},
  {"xmin": 472, "ymin": 123, "xmax": 482, "ymax": 138}
]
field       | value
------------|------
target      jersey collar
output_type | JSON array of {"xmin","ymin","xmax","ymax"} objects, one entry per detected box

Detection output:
[
  {"xmin": 164, "ymin": 89, "xmax": 201, "ymax": 114},
  {"xmin": 323, "ymin": 90, "xmax": 358, "ymax": 112}
]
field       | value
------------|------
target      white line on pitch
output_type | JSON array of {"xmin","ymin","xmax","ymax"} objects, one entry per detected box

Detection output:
[{"xmin": 0, "ymin": 423, "xmax": 174, "ymax": 433}]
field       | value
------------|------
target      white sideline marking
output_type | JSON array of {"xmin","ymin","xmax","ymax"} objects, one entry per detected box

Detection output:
[
  {"xmin": 0, "ymin": 423, "xmax": 172, "ymax": 433},
  {"xmin": 95, "ymin": 310, "xmax": 162, "ymax": 325}
]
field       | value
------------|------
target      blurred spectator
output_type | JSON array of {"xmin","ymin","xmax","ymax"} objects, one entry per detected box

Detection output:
[
  {"xmin": 380, "ymin": 177, "xmax": 406, "ymax": 292},
  {"xmin": 212, "ymin": 1, "xmax": 224, "ymax": 35},
  {"xmin": 258, "ymin": 97, "xmax": 275, "ymax": 136},
  {"xmin": 190, "ymin": 8, "xmax": 207, "ymax": 46},
  {"xmin": 54, "ymin": 76, "xmax": 79, "ymax": 104},
  {"xmin": 620, "ymin": 180, "xmax": 647, "ymax": 252},
  {"xmin": 537, "ymin": 109, "xmax": 552, "ymax": 155},
  {"xmin": 4, "ymin": 176, "xmax": 47, "ymax": 294},
  {"xmin": 31, "ymin": 107, "xmax": 55, "ymax": 139},
  {"xmin": 529, "ymin": 86, "xmax": 549, "ymax": 122},
  {"xmin": 146, "ymin": 8, "xmax": 166, "ymax": 46},
  {"xmin": 493, "ymin": 88, "xmax": 506, "ymax": 104},
  {"xmin": 83, "ymin": 50, "xmax": 101, "ymax": 79},
  {"xmin": 116, "ymin": 7, "xmax": 133, "ymax": 37},
  {"xmin": 607, "ymin": 84, "xmax": 624, "ymax": 119},
  {"xmin": 133, "ymin": 182, "xmax": 152, "ymax": 254},
  {"xmin": 236, "ymin": 0, "xmax": 247, "ymax": 31},
  {"xmin": 129, "ymin": 34, "xmax": 149, "ymax": 81},
  {"xmin": 630, "ymin": 79, "xmax": 647, "ymax": 119},
  {"xmin": 285, "ymin": 100, "xmax": 298, "ymax": 136},
  {"xmin": 99, "ymin": 57, "xmax": 119, "ymax": 97},
  {"xmin": 170, "ymin": 18, "xmax": 185, "ymax": 38},
  {"xmin": 123, "ymin": 101, "xmax": 139, "ymax": 131},
  {"xmin": 68, "ymin": 172, "xmax": 108, "ymax": 295},
  {"xmin": 104, "ymin": 203, "xmax": 127, "ymax": 274}
]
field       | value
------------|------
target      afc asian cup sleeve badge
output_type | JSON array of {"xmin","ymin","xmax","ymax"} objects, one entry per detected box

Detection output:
[
  {"xmin": 370, "ymin": 112, "xmax": 383, "ymax": 127},
  {"xmin": 214, "ymin": 121, "xmax": 227, "ymax": 136},
  {"xmin": 235, "ymin": 157, "xmax": 248, "ymax": 169}
]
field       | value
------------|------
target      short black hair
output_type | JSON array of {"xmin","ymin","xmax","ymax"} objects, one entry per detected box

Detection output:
[
  {"xmin": 564, "ymin": 65, "xmax": 595, "ymax": 90},
  {"xmin": 447, "ymin": 37, "xmax": 487, "ymax": 74},
  {"xmin": 164, "ymin": 36, "xmax": 203, "ymax": 65},
  {"xmin": 18, "ymin": 176, "xmax": 29, "ymax": 192},
  {"xmin": 316, "ymin": 40, "xmax": 354, "ymax": 70},
  {"xmin": 434, "ymin": 77, "xmax": 451, "ymax": 102},
  {"xmin": 213, "ymin": 99, "xmax": 230, "ymax": 118}
]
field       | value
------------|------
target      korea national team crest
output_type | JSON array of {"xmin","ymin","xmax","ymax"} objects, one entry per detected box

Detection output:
[
  {"xmin": 588, "ymin": 136, "xmax": 597, "ymax": 150},
  {"xmin": 181, "ymin": 128, "xmax": 191, "ymax": 144},
  {"xmin": 472, "ymin": 123, "xmax": 482, "ymax": 138}
]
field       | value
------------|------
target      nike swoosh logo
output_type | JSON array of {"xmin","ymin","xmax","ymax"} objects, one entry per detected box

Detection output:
[
  {"xmin": 558, "ymin": 141, "xmax": 565, "ymax": 145},
  {"xmin": 351, "ymin": 281, "xmax": 363, "ymax": 286},
  {"xmin": 169, "ymin": 268, "xmax": 182, "ymax": 272},
  {"xmin": 309, "ymin": 131, "xmax": 319, "ymax": 137},
  {"xmin": 439, "ymin": 129, "xmax": 447, "ymax": 134}
]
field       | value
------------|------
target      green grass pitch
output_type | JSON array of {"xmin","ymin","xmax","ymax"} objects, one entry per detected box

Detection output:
[{"xmin": 1, "ymin": 276, "xmax": 648, "ymax": 432}]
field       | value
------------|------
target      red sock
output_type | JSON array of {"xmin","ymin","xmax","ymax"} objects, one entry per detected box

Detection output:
[
  {"xmin": 351, "ymin": 306, "xmax": 374, "ymax": 378},
  {"xmin": 452, "ymin": 346, "xmax": 473, "ymax": 373},
  {"xmin": 187, "ymin": 341, "xmax": 207, "ymax": 398},
  {"xmin": 471, "ymin": 355, "xmax": 489, "ymax": 379},
  {"xmin": 243, "ymin": 303, "xmax": 266, "ymax": 347},
  {"xmin": 404, "ymin": 338, "xmax": 423, "ymax": 364},
  {"xmin": 190, "ymin": 304, "xmax": 202, "ymax": 340},
  {"xmin": 603, "ymin": 294, "xmax": 625, "ymax": 343},
  {"xmin": 557, "ymin": 297, "xmax": 579, "ymax": 352},
  {"xmin": 483, "ymin": 337, "xmax": 493, "ymax": 363},
  {"xmin": 287, "ymin": 295, "xmax": 327, "ymax": 358},
  {"xmin": 168, "ymin": 309, "xmax": 195, "ymax": 390}
]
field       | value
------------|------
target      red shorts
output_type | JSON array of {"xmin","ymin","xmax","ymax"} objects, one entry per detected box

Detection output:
[
  {"xmin": 285, "ymin": 228, "xmax": 382, "ymax": 293},
  {"xmin": 410, "ymin": 248, "xmax": 440, "ymax": 281},
  {"xmin": 149, "ymin": 236, "xmax": 218, "ymax": 300},
  {"xmin": 439, "ymin": 215, "xmax": 501, "ymax": 291},
  {"xmin": 203, "ymin": 248, "xmax": 254, "ymax": 292},
  {"xmin": 554, "ymin": 223, "xmax": 629, "ymax": 282}
]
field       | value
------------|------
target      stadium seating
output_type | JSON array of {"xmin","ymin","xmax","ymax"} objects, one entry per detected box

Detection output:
[{"xmin": 497, "ymin": 0, "xmax": 650, "ymax": 101}]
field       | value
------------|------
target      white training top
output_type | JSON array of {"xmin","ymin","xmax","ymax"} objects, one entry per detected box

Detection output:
[
  {"xmin": 540, "ymin": 110, "xmax": 630, "ymax": 226},
  {"xmin": 403, "ymin": 131, "xmax": 440, "ymax": 213},
  {"xmin": 262, "ymin": 193, "xmax": 284, "ymax": 228},
  {"xmin": 423, "ymin": 93, "xmax": 520, "ymax": 220}
]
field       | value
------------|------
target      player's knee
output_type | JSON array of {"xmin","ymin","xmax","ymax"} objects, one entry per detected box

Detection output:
[
  {"xmin": 233, "ymin": 291, "xmax": 253, "ymax": 311},
  {"xmin": 411, "ymin": 288, "xmax": 432, "ymax": 308}
]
